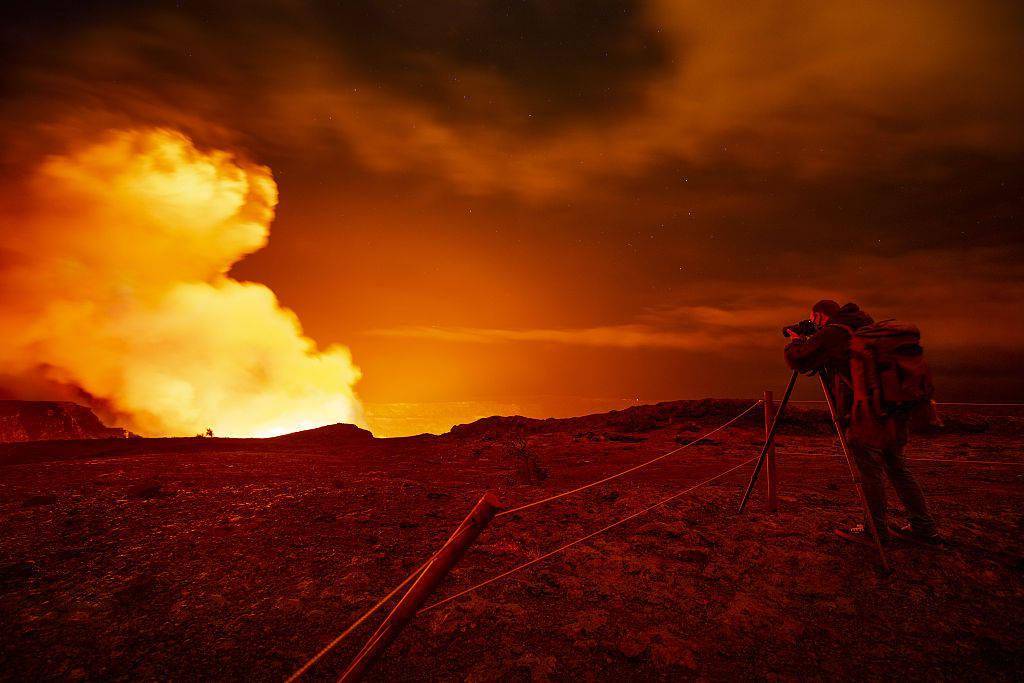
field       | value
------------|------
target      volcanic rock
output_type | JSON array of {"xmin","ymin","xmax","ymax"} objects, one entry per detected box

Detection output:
[
  {"xmin": 0, "ymin": 400, "xmax": 129, "ymax": 442},
  {"xmin": 264, "ymin": 422, "xmax": 374, "ymax": 449},
  {"xmin": 449, "ymin": 399, "xmax": 760, "ymax": 440}
]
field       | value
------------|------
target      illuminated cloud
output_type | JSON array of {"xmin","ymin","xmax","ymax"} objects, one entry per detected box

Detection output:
[
  {"xmin": 367, "ymin": 304, "xmax": 795, "ymax": 352},
  {"xmin": 369, "ymin": 323, "xmax": 726, "ymax": 350},
  {"xmin": 0, "ymin": 129, "xmax": 362, "ymax": 437}
]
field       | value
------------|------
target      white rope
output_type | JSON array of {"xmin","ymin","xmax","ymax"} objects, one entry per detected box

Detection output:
[
  {"xmin": 419, "ymin": 454, "xmax": 758, "ymax": 615},
  {"xmin": 496, "ymin": 400, "xmax": 761, "ymax": 518},
  {"xmin": 287, "ymin": 393, "xmax": 1022, "ymax": 679},
  {"xmin": 284, "ymin": 562, "xmax": 428, "ymax": 682},
  {"xmin": 284, "ymin": 400, "xmax": 761, "ymax": 680}
]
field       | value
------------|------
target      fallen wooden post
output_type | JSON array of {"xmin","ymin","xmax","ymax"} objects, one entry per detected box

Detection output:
[
  {"xmin": 338, "ymin": 492, "xmax": 504, "ymax": 682},
  {"xmin": 764, "ymin": 390, "xmax": 778, "ymax": 512}
]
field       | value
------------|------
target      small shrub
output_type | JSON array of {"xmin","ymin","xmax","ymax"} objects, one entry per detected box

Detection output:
[{"xmin": 504, "ymin": 433, "xmax": 548, "ymax": 484}]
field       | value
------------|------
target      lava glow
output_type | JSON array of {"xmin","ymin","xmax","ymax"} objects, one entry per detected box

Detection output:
[{"xmin": 0, "ymin": 129, "xmax": 362, "ymax": 437}]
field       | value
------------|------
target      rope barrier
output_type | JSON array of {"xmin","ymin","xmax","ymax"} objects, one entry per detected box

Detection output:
[
  {"xmin": 287, "ymin": 486, "xmax": 505, "ymax": 682},
  {"xmin": 284, "ymin": 562, "xmax": 428, "ymax": 683},
  {"xmin": 286, "ymin": 394, "xmax": 1021, "ymax": 678},
  {"xmin": 284, "ymin": 392, "xmax": 1022, "ymax": 679},
  {"xmin": 495, "ymin": 400, "xmax": 762, "ymax": 518},
  {"xmin": 285, "ymin": 400, "xmax": 762, "ymax": 680},
  {"xmin": 418, "ymin": 454, "xmax": 758, "ymax": 615}
]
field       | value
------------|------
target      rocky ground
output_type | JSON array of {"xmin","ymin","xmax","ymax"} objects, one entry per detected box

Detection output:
[{"xmin": 1, "ymin": 400, "xmax": 1021, "ymax": 681}]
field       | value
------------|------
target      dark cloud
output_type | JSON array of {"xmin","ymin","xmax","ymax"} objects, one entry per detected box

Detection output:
[
  {"xmin": 314, "ymin": 1, "xmax": 671, "ymax": 122},
  {"xmin": 5, "ymin": 2, "xmax": 1021, "ymax": 193}
]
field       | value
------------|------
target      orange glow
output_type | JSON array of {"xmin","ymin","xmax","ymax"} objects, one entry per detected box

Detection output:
[
  {"xmin": 1, "ymin": 2, "xmax": 1021, "ymax": 436},
  {"xmin": 0, "ymin": 129, "xmax": 362, "ymax": 437}
]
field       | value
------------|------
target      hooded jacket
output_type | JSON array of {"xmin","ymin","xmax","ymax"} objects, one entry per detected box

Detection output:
[
  {"xmin": 784, "ymin": 303, "xmax": 874, "ymax": 373},
  {"xmin": 783, "ymin": 303, "xmax": 883, "ymax": 440}
]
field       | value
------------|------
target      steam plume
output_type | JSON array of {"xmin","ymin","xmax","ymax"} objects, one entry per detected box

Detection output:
[{"xmin": 0, "ymin": 129, "xmax": 362, "ymax": 437}]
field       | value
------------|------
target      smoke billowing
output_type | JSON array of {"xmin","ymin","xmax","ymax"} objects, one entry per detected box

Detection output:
[{"xmin": 0, "ymin": 129, "xmax": 362, "ymax": 437}]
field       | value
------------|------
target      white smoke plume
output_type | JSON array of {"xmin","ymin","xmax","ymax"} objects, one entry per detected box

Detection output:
[{"xmin": 0, "ymin": 129, "xmax": 362, "ymax": 437}]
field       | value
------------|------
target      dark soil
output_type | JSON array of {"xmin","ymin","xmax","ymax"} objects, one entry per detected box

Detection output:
[{"xmin": 1, "ymin": 400, "xmax": 1021, "ymax": 681}]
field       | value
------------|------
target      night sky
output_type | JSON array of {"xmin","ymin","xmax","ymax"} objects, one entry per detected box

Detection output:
[{"xmin": 1, "ymin": 2, "xmax": 1022, "ymax": 435}]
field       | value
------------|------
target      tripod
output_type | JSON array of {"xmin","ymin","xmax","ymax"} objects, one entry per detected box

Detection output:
[{"xmin": 737, "ymin": 370, "xmax": 890, "ymax": 573}]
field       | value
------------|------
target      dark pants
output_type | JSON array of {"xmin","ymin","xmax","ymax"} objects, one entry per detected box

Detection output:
[{"xmin": 851, "ymin": 440, "xmax": 936, "ymax": 538}]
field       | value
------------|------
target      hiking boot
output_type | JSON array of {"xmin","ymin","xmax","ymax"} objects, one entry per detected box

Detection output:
[{"xmin": 890, "ymin": 523, "xmax": 943, "ymax": 546}]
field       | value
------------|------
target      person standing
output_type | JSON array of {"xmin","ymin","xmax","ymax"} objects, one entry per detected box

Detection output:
[{"xmin": 784, "ymin": 299, "xmax": 940, "ymax": 544}]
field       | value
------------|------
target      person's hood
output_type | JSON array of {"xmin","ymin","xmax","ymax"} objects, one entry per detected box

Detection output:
[{"xmin": 830, "ymin": 302, "xmax": 874, "ymax": 329}]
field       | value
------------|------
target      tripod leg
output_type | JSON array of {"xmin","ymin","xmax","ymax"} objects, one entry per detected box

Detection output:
[
  {"xmin": 738, "ymin": 370, "xmax": 798, "ymax": 513},
  {"xmin": 818, "ymin": 374, "xmax": 891, "ymax": 573}
]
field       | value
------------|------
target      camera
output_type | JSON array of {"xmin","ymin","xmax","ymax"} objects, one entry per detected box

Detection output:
[{"xmin": 782, "ymin": 319, "xmax": 819, "ymax": 338}]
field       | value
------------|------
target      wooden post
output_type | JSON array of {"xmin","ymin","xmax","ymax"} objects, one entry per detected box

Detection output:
[
  {"xmin": 764, "ymin": 390, "xmax": 778, "ymax": 512},
  {"xmin": 738, "ymin": 370, "xmax": 798, "ymax": 513},
  {"xmin": 339, "ymin": 492, "xmax": 504, "ymax": 682}
]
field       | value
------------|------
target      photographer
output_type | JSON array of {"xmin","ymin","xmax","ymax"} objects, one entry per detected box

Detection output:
[{"xmin": 784, "ymin": 300, "xmax": 939, "ymax": 545}]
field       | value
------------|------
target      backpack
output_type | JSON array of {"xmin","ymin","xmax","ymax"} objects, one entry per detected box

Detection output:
[{"xmin": 847, "ymin": 319, "xmax": 934, "ymax": 416}]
